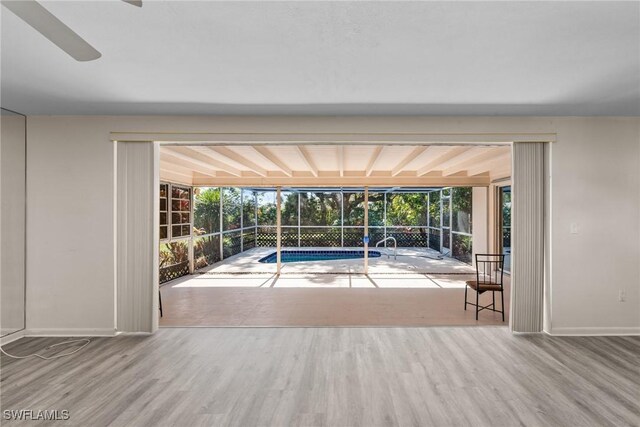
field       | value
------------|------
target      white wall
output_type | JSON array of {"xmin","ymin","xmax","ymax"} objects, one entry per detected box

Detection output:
[
  {"xmin": 25, "ymin": 116, "xmax": 640, "ymax": 335},
  {"xmin": 1, "ymin": 112, "xmax": 26, "ymax": 337},
  {"xmin": 550, "ymin": 119, "xmax": 640, "ymax": 334},
  {"xmin": 26, "ymin": 118, "xmax": 116, "ymax": 335}
]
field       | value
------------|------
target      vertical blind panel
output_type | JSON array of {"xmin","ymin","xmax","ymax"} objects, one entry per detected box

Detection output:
[
  {"xmin": 511, "ymin": 142, "xmax": 545, "ymax": 333},
  {"xmin": 117, "ymin": 142, "xmax": 157, "ymax": 333}
]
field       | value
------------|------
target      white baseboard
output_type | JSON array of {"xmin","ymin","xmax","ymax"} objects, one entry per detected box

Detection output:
[
  {"xmin": 549, "ymin": 326, "xmax": 640, "ymax": 336},
  {"xmin": 25, "ymin": 328, "xmax": 117, "ymax": 337},
  {"xmin": 1, "ymin": 329, "xmax": 25, "ymax": 345}
]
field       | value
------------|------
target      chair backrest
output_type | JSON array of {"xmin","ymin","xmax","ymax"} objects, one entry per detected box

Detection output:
[{"xmin": 475, "ymin": 254, "xmax": 505, "ymax": 287}]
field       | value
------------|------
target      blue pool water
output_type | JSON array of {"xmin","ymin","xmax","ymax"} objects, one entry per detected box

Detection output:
[{"xmin": 258, "ymin": 250, "xmax": 382, "ymax": 264}]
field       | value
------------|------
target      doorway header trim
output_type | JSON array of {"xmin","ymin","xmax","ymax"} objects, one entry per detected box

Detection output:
[{"xmin": 110, "ymin": 132, "xmax": 556, "ymax": 144}]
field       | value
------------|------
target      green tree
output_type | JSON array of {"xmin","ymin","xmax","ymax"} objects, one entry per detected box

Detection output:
[
  {"xmin": 299, "ymin": 192, "xmax": 340, "ymax": 226},
  {"xmin": 386, "ymin": 193, "xmax": 427, "ymax": 226},
  {"xmin": 502, "ymin": 190, "xmax": 511, "ymax": 225},
  {"xmin": 367, "ymin": 193, "xmax": 385, "ymax": 227},
  {"xmin": 193, "ymin": 187, "xmax": 220, "ymax": 235},
  {"xmin": 222, "ymin": 187, "xmax": 241, "ymax": 230},
  {"xmin": 256, "ymin": 192, "xmax": 277, "ymax": 225},
  {"xmin": 452, "ymin": 187, "xmax": 472, "ymax": 233},
  {"xmin": 428, "ymin": 191, "xmax": 441, "ymax": 227},
  {"xmin": 343, "ymin": 192, "xmax": 365, "ymax": 226},
  {"xmin": 242, "ymin": 190, "xmax": 257, "ymax": 227},
  {"xmin": 281, "ymin": 192, "xmax": 298, "ymax": 226}
]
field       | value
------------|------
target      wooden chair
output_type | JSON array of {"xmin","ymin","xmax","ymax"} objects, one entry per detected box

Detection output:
[{"xmin": 464, "ymin": 254, "xmax": 505, "ymax": 321}]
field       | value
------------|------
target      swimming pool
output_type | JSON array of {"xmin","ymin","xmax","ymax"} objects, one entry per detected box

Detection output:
[{"xmin": 258, "ymin": 249, "xmax": 382, "ymax": 263}]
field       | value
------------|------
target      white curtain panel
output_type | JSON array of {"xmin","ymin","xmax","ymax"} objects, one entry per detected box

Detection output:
[
  {"xmin": 511, "ymin": 142, "xmax": 546, "ymax": 333},
  {"xmin": 117, "ymin": 142, "xmax": 159, "ymax": 333}
]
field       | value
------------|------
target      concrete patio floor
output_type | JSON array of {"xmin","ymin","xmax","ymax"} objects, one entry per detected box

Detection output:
[{"xmin": 161, "ymin": 248, "xmax": 510, "ymax": 327}]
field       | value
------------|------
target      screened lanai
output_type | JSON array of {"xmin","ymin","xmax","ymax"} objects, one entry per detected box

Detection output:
[
  {"xmin": 157, "ymin": 143, "xmax": 511, "ymax": 326},
  {"xmin": 160, "ymin": 186, "xmax": 474, "ymax": 283}
]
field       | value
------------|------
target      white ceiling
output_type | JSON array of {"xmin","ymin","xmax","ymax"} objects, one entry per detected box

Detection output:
[{"xmin": 2, "ymin": 1, "xmax": 639, "ymax": 115}]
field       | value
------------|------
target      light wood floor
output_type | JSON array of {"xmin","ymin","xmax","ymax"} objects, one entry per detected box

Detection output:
[
  {"xmin": 160, "ymin": 274, "xmax": 510, "ymax": 327},
  {"xmin": 2, "ymin": 328, "xmax": 638, "ymax": 427}
]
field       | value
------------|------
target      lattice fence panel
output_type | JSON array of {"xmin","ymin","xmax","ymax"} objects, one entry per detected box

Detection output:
[
  {"xmin": 343, "ymin": 230, "xmax": 363, "ymax": 247},
  {"xmin": 368, "ymin": 228, "xmax": 386, "ymax": 247},
  {"xmin": 256, "ymin": 227, "xmax": 299, "ymax": 247},
  {"xmin": 159, "ymin": 261, "xmax": 189, "ymax": 284},
  {"xmin": 256, "ymin": 227, "xmax": 277, "ymax": 246},
  {"xmin": 159, "ymin": 240, "xmax": 189, "ymax": 284},
  {"xmin": 387, "ymin": 228, "xmax": 429, "ymax": 247}
]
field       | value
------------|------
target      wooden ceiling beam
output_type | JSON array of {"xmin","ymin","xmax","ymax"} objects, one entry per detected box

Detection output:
[
  {"xmin": 164, "ymin": 146, "xmax": 241, "ymax": 177},
  {"xmin": 466, "ymin": 152, "xmax": 512, "ymax": 176},
  {"xmin": 295, "ymin": 145, "xmax": 318, "ymax": 177},
  {"xmin": 160, "ymin": 170, "xmax": 193, "ymax": 186},
  {"xmin": 249, "ymin": 146, "xmax": 293, "ymax": 177},
  {"xmin": 365, "ymin": 146, "xmax": 385, "ymax": 176},
  {"xmin": 191, "ymin": 174, "xmax": 491, "ymax": 187},
  {"xmin": 205, "ymin": 146, "xmax": 268, "ymax": 177},
  {"xmin": 442, "ymin": 146, "xmax": 511, "ymax": 176},
  {"xmin": 160, "ymin": 151, "xmax": 217, "ymax": 177},
  {"xmin": 161, "ymin": 144, "xmax": 511, "ymax": 183},
  {"xmin": 159, "ymin": 160, "xmax": 196, "ymax": 180},
  {"xmin": 416, "ymin": 146, "xmax": 472, "ymax": 176},
  {"xmin": 391, "ymin": 146, "xmax": 431, "ymax": 176},
  {"xmin": 431, "ymin": 147, "xmax": 488, "ymax": 172},
  {"xmin": 491, "ymin": 168, "xmax": 512, "ymax": 180}
]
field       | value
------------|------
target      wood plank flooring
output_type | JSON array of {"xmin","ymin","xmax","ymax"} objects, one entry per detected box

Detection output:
[{"xmin": 2, "ymin": 328, "xmax": 638, "ymax": 426}]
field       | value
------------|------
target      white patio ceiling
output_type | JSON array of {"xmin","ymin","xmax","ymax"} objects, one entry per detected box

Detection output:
[{"xmin": 160, "ymin": 144, "xmax": 511, "ymax": 187}]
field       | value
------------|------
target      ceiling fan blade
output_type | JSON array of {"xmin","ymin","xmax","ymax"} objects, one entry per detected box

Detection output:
[
  {"xmin": 122, "ymin": 0, "xmax": 142, "ymax": 7},
  {"xmin": 2, "ymin": 0, "xmax": 101, "ymax": 61}
]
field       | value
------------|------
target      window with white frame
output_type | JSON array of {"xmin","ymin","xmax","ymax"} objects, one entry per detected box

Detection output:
[
  {"xmin": 159, "ymin": 183, "xmax": 169, "ymax": 240},
  {"xmin": 171, "ymin": 185, "xmax": 192, "ymax": 238},
  {"xmin": 160, "ymin": 183, "xmax": 192, "ymax": 240}
]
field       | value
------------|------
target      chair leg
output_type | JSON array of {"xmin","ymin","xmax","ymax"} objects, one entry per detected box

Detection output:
[
  {"xmin": 159, "ymin": 290, "xmax": 163, "ymax": 318},
  {"xmin": 464, "ymin": 285, "xmax": 468, "ymax": 310},
  {"xmin": 475, "ymin": 289, "xmax": 479, "ymax": 320},
  {"xmin": 492, "ymin": 291, "xmax": 495, "ymax": 311},
  {"xmin": 500, "ymin": 289, "xmax": 505, "ymax": 322}
]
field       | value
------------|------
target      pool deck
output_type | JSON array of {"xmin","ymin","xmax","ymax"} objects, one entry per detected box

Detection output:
[
  {"xmin": 196, "ymin": 247, "xmax": 475, "ymax": 275},
  {"xmin": 160, "ymin": 247, "xmax": 509, "ymax": 327}
]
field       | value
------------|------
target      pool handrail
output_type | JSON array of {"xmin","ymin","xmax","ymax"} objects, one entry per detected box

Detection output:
[{"xmin": 375, "ymin": 237, "xmax": 397, "ymax": 260}]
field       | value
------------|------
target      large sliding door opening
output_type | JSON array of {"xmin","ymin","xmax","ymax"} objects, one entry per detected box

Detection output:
[{"xmin": 156, "ymin": 143, "xmax": 512, "ymax": 327}]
